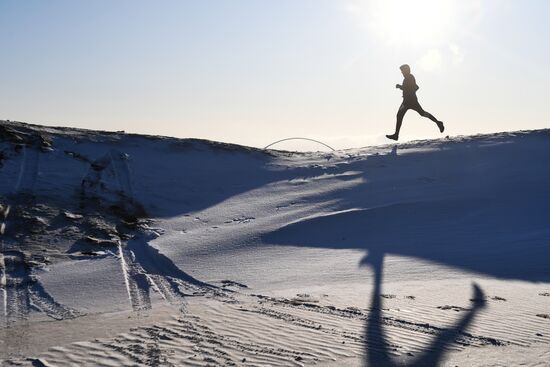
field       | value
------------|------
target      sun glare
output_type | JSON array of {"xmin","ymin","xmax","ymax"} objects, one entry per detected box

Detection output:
[{"xmin": 368, "ymin": 0, "xmax": 453, "ymax": 45}]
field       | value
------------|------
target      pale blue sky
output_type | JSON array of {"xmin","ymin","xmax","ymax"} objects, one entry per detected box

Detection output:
[{"xmin": 1, "ymin": 0, "xmax": 548, "ymax": 149}]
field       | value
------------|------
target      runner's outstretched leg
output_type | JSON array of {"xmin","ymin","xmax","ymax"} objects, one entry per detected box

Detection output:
[
  {"xmin": 422, "ymin": 111, "xmax": 445, "ymax": 132},
  {"xmin": 414, "ymin": 105, "xmax": 445, "ymax": 133},
  {"xmin": 421, "ymin": 110, "xmax": 438, "ymax": 123}
]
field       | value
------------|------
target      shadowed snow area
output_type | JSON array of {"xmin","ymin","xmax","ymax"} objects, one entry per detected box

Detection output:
[{"xmin": 1, "ymin": 120, "xmax": 549, "ymax": 366}]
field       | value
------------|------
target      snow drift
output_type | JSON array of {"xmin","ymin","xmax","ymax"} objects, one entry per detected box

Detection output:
[{"xmin": 1, "ymin": 120, "xmax": 549, "ymax": 366}]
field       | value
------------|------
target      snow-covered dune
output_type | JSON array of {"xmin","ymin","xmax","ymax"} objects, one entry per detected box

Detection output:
[{"xmin": 1, "ymin": 121, "xmax": 549, "ymax": 366}]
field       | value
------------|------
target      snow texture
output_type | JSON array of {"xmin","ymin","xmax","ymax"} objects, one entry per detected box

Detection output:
[{"xmin": 1, "ymin": 120, "xmax": 549, "ymax": 366}]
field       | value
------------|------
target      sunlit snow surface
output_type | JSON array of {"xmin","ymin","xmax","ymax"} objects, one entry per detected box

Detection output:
[{"xmin": 1, "ymin": 121, "xmax": 549, "ymax": 366}]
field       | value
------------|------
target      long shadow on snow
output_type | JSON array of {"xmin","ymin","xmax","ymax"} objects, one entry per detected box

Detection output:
[
  {"xmin": 72, "ymin": 133, "xmax": 343, "ymax": 219},
  {"xmin": 264, "ymin": 131, "xmax": 550, "ymax": 282},
  {"xmin": 333, "ymin": 132, "xmax": 550, "ymax": 215},
  {"xmin": 262, "ymin": 133, "xmax": 550, "ymax": 365},
  {"xmin": 264, "ymin": 196, "xmax": 550, "ymax": 281},
  {"xmin": 127, "ymin": 234, "xmax": 215, "ymax": 290},
  {"xmin": 361, "ymin": 251, "xmax": 487, "ymax": 366}
]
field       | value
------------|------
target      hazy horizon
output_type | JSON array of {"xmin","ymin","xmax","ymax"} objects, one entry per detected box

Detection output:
[{"xmin": 1, "ymin": 0, "xmax": 548, "ymax": 149}]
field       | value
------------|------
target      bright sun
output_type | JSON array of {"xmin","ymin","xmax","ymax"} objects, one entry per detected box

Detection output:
[{"xmin": 368, "ymin": 0, "xmax": 453, "ymax": 45}]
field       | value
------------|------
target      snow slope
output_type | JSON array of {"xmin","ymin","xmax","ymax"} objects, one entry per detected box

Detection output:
[{"xmin": 1, "ymin": 120, "xmax": 549, "ymax": 366}]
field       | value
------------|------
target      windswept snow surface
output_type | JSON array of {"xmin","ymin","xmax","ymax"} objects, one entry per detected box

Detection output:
[{"xmin": 1, "ymin": 120, "xmax": 549, "ymax": 366}]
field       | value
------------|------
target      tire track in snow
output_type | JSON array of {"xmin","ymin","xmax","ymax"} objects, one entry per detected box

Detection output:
[
  {"xmin": 108, "ymin": 150, "xmax": 134, "ymax": 197},
  {"xmin": 1, "ymin": 145, "xmax": 38, "ymax": 324},
  {"xmin": 1, "ymin": 146, "xmax": 80, "ymax": 325},
  {"xmin": 0, "ymin": 145, "xmax": 32, "ymax": 235},
  {"xmin": 117, "ymin": 240, "xmax": 152, "ymax": 311},
  {"xmin": 84, "ymin": 150, "xmax": 168, "ymax": 311},
  {"xmin": 110, "ymin": 150, "xmax": 154, "ymax": 311},
  {"xmin": 117, "ymin": 234, "xmax": 222, "ymax": 312},
  {"xmin": 80, "ymin": 150, "xmax": 153, "ymax": 311},
  {"xmin": 0, "ymin": 250, "xmax": 78, "ymax": 324},
  {"xmin": 86, "ymin": 150, "xmax": 221, "ymax": 311},
  {"xmin": 15, "ymin": 145, "xmax": 40, "ymax": 194},
  {"xmin": 0, "ymin": 251, "xmax": 32, "ymax": 325}
]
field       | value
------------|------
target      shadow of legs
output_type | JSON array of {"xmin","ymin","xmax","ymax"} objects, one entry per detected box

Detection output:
[{"xmin": 361, "ymin": 252, "xmax": 487, "ymax": 367}]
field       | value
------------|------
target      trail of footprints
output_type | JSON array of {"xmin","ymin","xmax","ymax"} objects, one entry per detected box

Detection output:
[
  {"xmin": 16, "ymin": 287, "xmax": 549, "ymax": 367},
  {"xmin": 34, "ymin": 310, "xmax": 319, "ymax": 366}
]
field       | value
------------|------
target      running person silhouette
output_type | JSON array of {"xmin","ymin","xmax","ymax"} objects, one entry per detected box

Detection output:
[{"xmin": 386, "ymin": 64, "xmax": 444, "ymax": 141}]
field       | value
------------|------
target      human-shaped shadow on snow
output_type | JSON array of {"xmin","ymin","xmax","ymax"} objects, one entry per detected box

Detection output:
[{"xmin": 361, "ymin": 251, "xmax": 486, "ymax": 367}]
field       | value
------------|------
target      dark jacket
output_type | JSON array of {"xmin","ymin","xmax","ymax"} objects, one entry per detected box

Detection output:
[{"xmin": 401, "ymin": 74, "xmax": 419, "ymax": 102}]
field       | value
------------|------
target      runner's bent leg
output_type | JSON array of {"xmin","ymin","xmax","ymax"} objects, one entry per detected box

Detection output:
[
  {"xmin": 413, "ymin": 103, "xmax": 444, "ymax": 133},
  {"xmin": 413, "ymin": 103, "xmax": 439, "ymax": 123}
]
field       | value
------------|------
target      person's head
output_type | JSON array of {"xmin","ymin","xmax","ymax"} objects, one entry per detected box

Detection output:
[{"xmin": 399, "ymin": 64, "xmax": 411, "ymax": 76}]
